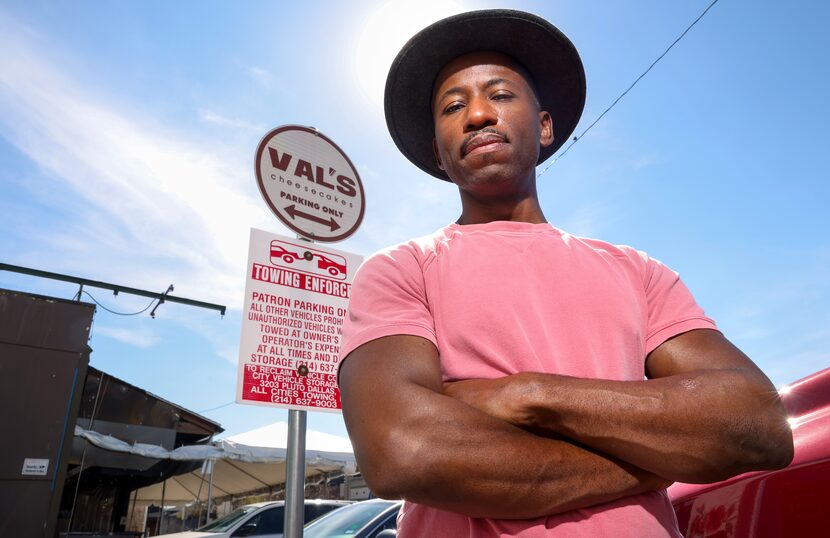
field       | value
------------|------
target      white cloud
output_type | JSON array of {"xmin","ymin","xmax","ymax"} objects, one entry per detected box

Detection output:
[
  {"xmin": 199, "ymin": 109, "xmax": 264, "ymax": 131},
  {"xmin": 357, "ymin": 163, "xmax": 379, "ymax": 179},
  {"xmin": 719, "ymin": 305, "xmax": 770, "ymax": 342},
  {"xmin": 216, "ymin": 346, "xmax": 240, "ymax": 365},
  {"xmin": 247, "ymin": 66, "xmax": 276, "ymax": 88},
  {"xmin": 765, "ymin": 350, "xmax": 829, "ymax": 388},
  {"xmin": 558, "ymin": 202, "xmax": 611, "ymax": 238},
  {"xmin": 717, "ymin": 253, "xmax": 830, "ymax": 387},
  {"xmin": 413, "ymin": 179, "xmax": 454, "ymax": 205},
  {"xmin": 95, "ymin": 326, "xmax": 160, "ymax": 348},
  {"xmin": 0, "ymin": 12, "xmax": 280, "ymax": 311},
  {"xmin": 632, "ymin": 153, "xmax": 660, "ymax": 170}
]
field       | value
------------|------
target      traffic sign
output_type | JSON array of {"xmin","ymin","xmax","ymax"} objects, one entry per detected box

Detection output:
[
  {"xmin": 236, "ymin": 228, "xmax": 363, "ymax": 412},
  {"xmin": 255, "ymin": 125, "xmax": 365, "ymax": 242}
]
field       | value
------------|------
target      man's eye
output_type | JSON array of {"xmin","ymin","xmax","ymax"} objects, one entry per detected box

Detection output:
[
  {"xmin": 444, "ymin": 103, "xmax": 464, "ymax": 114},
  {"xmin": 492, "ymin": 93, "xmax": 513, "ymax": 101}
]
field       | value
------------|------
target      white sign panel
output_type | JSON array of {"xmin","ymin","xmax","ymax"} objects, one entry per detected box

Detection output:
[
  {"xmin": 236, "ymin": 228, "xmax": 363, "ymax": 412},
  {"xmin": 21, "ymin": 458, "xmax": 49, "ymax": 476},
  {"xmin": 255, "ymin": 125, "xmax": 365, "ymax": 242}
]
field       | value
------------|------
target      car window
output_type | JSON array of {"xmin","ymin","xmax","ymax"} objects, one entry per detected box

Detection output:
[
  {"xmin": 304, "ymin": 501, "xmax": 396, "ymax": 538},
  {"xmin": 198, "ymin": 506, "xmax": 260, "ymax": 532},
  {"xmin": 305, "ymin": 503, "xmax": 342, "ymax": 523},
  {"xmin": 233, "ymin": 507, "xmax": 284, "ymax": 536},
  {"xmin": 366, "ymin": 509, "xmax": 400, "ymax": 538}
]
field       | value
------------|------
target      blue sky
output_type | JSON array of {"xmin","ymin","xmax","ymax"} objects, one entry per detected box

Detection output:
[{"xmin": 1, "ymin": 0, "xmax": 827, "ymax": 442}]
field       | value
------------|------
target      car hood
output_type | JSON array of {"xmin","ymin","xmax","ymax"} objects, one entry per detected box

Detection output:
[{"xmin": 158, "ymin": 531, "xmax": 223, "ymax": 538}]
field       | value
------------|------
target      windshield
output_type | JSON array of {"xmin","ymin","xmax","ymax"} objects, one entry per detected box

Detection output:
[
  {"xmin": 196, "ymin": 505, "xmax": 260, "ymax": 532},
  {"xmin": 304, "ymin": 501, "xmax": 396, "ymax": 538}
]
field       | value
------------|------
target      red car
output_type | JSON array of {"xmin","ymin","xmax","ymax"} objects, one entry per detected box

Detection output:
[
  {"xmin": 315, "ymin": 254, "xmax": 347, "ymax": 277},
  {"xmin": 668, "ymin": 367, "xmax": 829, "ymax": 537},
  {"xmin": 271, "ymin": 244, "xmax": 302, "ymax": 264}
]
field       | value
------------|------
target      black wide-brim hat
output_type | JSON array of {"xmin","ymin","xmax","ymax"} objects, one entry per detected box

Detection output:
[{"xmin": 384, "ymin": 9, "xmax": 586, "ymax": 181}]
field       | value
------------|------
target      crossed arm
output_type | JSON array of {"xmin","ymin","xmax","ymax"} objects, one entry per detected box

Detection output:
[{"xmin": 338, "ymin": 329, "xmax": 793, "ymax": 519}]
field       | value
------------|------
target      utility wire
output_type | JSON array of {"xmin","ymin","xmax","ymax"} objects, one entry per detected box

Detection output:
[
  {"xmin": 199, "ymin": 401, "xmax": 235, "ymax": 414},
  {"xmin": 538, "ymin": 0, "xmax": 720, "ymax": 176},
  {"xmin": 81, "ymin": 290, "xmax": 158, "ymax": 316}
]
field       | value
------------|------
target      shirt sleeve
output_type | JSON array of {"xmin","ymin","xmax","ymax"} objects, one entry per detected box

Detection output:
[
  {"xmin": 338, "ymin": 244, "xmax": 437, "ymax": 365},
  {"xmin": 639, "ymin": 253, "xmax": 719, "ymax": 355}
]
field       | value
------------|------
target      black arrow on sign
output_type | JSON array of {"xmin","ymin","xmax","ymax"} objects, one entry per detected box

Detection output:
[{"xmin": 284, "ymin": 204, "xmax": 341, "ymax": 232}]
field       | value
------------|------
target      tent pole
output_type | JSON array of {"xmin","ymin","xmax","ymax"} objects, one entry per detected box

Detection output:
[
  {"xmin": 284, "ymin": 409, "xmax": 307, "ymax": 538},
  {"xmin": 67, "ymin": 373, "xmax": 106, "ymax": 533},
  {"xmin": 128, "ymin": 489, "xmax": 138, "ymax": 531},
  {"xmin": 158, "ymin": 478, "xmax": 166, "ymax": 535},
  {"xmin": 206, "ymin": 459, "xmax": 214, "ymax": 524},
  {"xmin": 194, "ymin": 462, "xmax": 207, "ymax": 527}
]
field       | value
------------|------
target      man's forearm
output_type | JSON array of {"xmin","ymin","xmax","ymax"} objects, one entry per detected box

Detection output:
[
  {"xmin": 339, "ymin": 336, "xmax": 669, "ymax": 520},
  {"xmin": 518, "ymin": 369, "xmax": 791, "ymax": 482},
  {"xmin": 444, "ymin": 331, "xmax": 793, "ymax": 483},
  {"xmin": 348, "ymin": 383, "xmax": 668, "ymax": 519}
]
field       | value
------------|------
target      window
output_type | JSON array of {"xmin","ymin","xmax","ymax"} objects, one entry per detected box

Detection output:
[{"xmin": 235, "ymin": 507, "xmax": 284, "ymax": 536}]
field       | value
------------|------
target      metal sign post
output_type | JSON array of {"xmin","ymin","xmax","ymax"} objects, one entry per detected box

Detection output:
[
  {"xmin": 285, "ymin": 234, "xmax": 312, "ymax": 538},
  {"xmin": 284, "ymin": 409, "xmax": 307, "ymax": 538}
]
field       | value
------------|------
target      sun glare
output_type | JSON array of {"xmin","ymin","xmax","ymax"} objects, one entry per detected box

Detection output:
[{"xmin": 355, "ymin": 0, "xmax": 467, "ymax": 108}]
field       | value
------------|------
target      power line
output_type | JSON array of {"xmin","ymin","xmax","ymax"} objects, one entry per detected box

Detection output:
[
  {"xmin": 199, "ymin": 401, "xmax": 235, "ymax": 414},
  {"xmin": 538, "ymin": 0, "xmax": 720, "ymax": 175},
  {"xmin": 82, "ymin": 290, "xmax": 158, "ymax": 316}
]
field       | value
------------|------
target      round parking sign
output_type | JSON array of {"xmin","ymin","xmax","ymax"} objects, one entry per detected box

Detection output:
[{"xmin": 255, "ymin": 125, "xmax": 365, "ymax": 242}]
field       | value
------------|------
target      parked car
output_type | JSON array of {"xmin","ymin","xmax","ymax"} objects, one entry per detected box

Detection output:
[
  {"xmin": 668, "ymin": 367, "xmax": 829, "ymax": 537},
  {"xmin": 303, "ymin": 499, "xmax": 402, "ymax": 538},
  {"xmin": 158, "ymin": 499, "xmax": 352, "ymax": 537}
]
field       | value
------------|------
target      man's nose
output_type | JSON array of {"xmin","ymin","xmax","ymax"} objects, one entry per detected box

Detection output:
[{"xmin": 464, "ymin": 97, "xmax": 497, "ymax": 131}]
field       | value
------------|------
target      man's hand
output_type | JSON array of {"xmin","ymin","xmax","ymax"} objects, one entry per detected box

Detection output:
[{"xmin": 442, "ymin": 374, "xmax": 533, "ymax": 427}]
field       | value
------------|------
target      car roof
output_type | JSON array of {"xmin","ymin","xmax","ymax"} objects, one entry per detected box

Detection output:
[
  {"xmin": 349, "ymin": 500, "xmax": 403, "ymax": 535},
  {"xmin": 303, "ymin": 499, "xmax": 402, "ymax": 537},
  {"xmin": 243, "ymin": 499, "xmax": 352, "ymax": 509}
]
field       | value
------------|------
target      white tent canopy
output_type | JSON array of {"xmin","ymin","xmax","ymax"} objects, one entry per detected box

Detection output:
[
  {"xmin": 131, "ymin": 454, "xmax": 349, "ymax": 503},
  {"xmin": 225, "ymin": 421, "xmax": 353, "ymax": 454},
  {"xmin": 75, "ymin": 421, "xmax": 356, "ymax": 503}
]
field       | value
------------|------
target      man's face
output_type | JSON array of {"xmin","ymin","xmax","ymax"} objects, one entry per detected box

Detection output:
[{"xmin": 431, "ymin": 52, "xmax": 553, "ymax": 198}]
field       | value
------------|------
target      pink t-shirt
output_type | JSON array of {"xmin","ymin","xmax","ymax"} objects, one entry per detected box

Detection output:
[{"xmin": 340, "ymin": 220, "xmax": 717, "ymax": 537}]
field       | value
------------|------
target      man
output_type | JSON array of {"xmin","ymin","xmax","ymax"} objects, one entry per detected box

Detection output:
[{"xmin": 338, "ymin": 9, "xmax": 792, "ymax": 537}]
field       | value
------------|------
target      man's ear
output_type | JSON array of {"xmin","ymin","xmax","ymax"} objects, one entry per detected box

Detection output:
[
  {"xmin": 432, "ymin": 138, "xmax": 445, "ymax": 170},
  {"xmin": 539, "ymin": 111, "xmax": 554, "ymax": 148}
]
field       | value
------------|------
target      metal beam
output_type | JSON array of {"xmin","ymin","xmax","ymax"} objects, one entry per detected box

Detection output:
[
  {"xmin": 0, "ymin": 263, "xmax": 226, "ymax": 316},
  {"xmin": 224, "ymin": 459, "xmax": 272, "ymax": 488}
]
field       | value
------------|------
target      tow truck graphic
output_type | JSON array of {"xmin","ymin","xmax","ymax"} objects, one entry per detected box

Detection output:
[{"xmin": 269, "ymin": 240, "xmax": 348, "ymax": 280}]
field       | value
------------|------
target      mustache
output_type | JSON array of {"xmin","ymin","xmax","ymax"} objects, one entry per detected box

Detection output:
[{"xmin": 461, "ymin": 127, "xmax": 508, "ymax": 154}]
